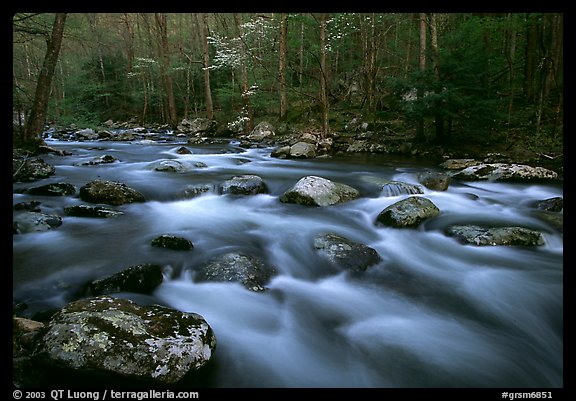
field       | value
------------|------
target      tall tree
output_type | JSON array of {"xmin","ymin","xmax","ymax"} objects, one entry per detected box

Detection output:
[
  {"xmin": 319, "ymin": 12, "xmax": 329, "ymax": 138},
  {"xmin": 428, "ymin": 12, "xmax": 445, "ymax": 143},
  {"xmin": 154, "ymin": 13, "xmax": 178, "ymax": 126},
  {"xmin": 23, "ymin": 13, "xmax": 67, "ymax": 146},
  {"xmin": 200, "ymin": 13, "xmax": 214, "ymax": 120},
  {"xmin": 234, "ymin": 13, "xmax": 254, "ymax": 133},
  {"xmin": 415, "ymin": 12, "xmax": 426, "ymax": 142},
  {"xmin": 278, "ymin": 13, "xmax": 288, "ymax": 119}
]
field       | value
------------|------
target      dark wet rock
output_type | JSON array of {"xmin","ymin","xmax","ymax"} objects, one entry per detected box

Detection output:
[
  {"xmin": 13, "ymin": 212, "xmax": 63, "ymax": 234},
  {"xmin": 445, "ymin": 225, "xmax": 545, "ymax": 246},
  {"xmin": 531, "ymin": 211, "xmax": 563, "ymax": 233},
  {"xmin": 313, "ymin": 233, "xmax": 382, "ymax": 273},
  {"xmin": 14, "ymin": 200, "xmax": 41, "ymax": 212},
  {"xmin": 76, "ymin": 155, "xmax": 118, "ymax": 166},
  {"xmin": 13, "ymin": 155, "xmax": 55, "ymax": 183},
  {"xmin": 532, "ymin": 197, "xmax": 563, "ymax": 212},
  {"xmin": 220, "ymin": 175, "xmax": 268, "ymax": 195},
  {"xmin": 79, "ymin": 179, "xmax": 145, "ymax": 206},
  {"xmin": 25, "ymin": 182, "xmax": 76, "ymax": 196},
  {"xmin": 451, "ymin": 163, "xmax": 558, "ymax": 181},
  {"xmin": 176, "ymin": 146, "xmax": 192, "ymax": 154},
  {"xmin": 90, "ymin": 264, "xmax": 164, "ymax": 296},
  {"xmin": 13, "ymin": 317, "xmax": 47, "ymax": 387},
  {"xmin": 417, "ymin": 171, "xmax": 450, "ymax": 191},
  {"xmin": 64, "ymin": 205, "xmax": 124, "ymax": 218},
  {"xmin": 280, "ymin": 175, "xmax": 360, "ymax": 207},
  {"xmin": 39, "ymin": 295, "xmax": 216, "ymax": 384},
  {"xmin": 151, "ymin": 235, "xmax": 194, "ymax": 251},
  {"xmin": 195, "ymin": 252, "xmax": 276, "ymax": 292},
  {"xmin": 375, "ymin": 196, "xmax": 440, "ymax": 228}
]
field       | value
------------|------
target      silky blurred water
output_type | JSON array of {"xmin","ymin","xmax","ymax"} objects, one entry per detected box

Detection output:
[{"xmin": 13, "ymin": 138, "xmax": 563, "ymax": 388}]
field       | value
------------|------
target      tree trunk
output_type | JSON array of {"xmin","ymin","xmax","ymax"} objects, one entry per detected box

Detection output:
[
  {"xmin": 278, "ymin": 13, "xmax": 288, "ymax": 119},
  {"xmin": 299, "ymin": 20, "xmax": 305, "ymax": 87},
  {"xmin": 234, "ymin": 13, "xmax": 253, "ymax": 134},
  {"xmin": 415, "ymin": 13, "xmax": 426, "ymax": 143},
  {"xmin": 319, "ymin": 13, "xmax": 329, "ymax": 138},
  {"xmin": 154, "ymin": 13, "xmax": 178, "ymax": 127},
  {"xmin": 429, "ymin": 13, "xmax": 445, "ymax": 144},
  {"xmin": 200, "ymin": 13, "xmax": 214, "ymax": 120},
  {"xmin": 23, "ymin": 13, "xmax": 67, "ymax": 146}
]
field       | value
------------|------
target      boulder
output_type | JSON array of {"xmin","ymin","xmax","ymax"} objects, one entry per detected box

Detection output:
[
  {"xmin": 79, "ymin": 180, "xmax": 145, "ymax": 206},
  {"xmin": 280, "ymin": 175, "xmax": 360, "ymax": 207},
  {"xmin": 40, "ymin": 295, "xmax": 216, "ymax": 384},
  {"xmin": 375, "ymin": 196, "xmax": 440, "ymax": 228},
  {"xmin": 445, "ymin": 225, "xmax": 544, "ymax": 246},
  {"xmin": 313, "ymin": 233, "xmax": 382, "ymax": 273},
  {"xmin": 90, "ymin": 264, "xmax": 164, "ymax": 295}
]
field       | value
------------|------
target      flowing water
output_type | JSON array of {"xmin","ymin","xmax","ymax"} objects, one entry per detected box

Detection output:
[{"xmin": 12, "ymin": 137, "xmax": 563, "ymax": 388}]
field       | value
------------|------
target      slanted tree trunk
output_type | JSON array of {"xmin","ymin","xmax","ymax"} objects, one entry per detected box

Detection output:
[{"xmin": 23, "ymin": 13, "xmax": 67, "ymax": 146}]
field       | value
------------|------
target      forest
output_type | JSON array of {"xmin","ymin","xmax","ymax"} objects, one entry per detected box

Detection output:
[{"xmin": 12, "ymin": 13, "xmax": 563, "ymax": 159}]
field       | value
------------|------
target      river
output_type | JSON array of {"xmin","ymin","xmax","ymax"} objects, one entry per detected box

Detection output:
[{"xmin": 12, "ymin": 137, "xmax": 563, "ymax": 388}]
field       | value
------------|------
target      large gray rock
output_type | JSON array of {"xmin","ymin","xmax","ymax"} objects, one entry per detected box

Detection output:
[
  {"xmin": 375, "ymin": 196, "xmax": 440, "ymax": 228},
  {"xmin": 451, "ymin": 163, "xmax": 558, "ymax": 181},
  {"xmin": 13, "ymin": 155, "xmax": 55, "ymax": 183},
  {"xmin": 79, "ymin": 179, "xmax": 145, "ymax": 205},
  {"xmin": 445, "ymin": 225, "xmax": 544, "ymax": 246},
  {"xmin": 248, "ymin": 121, "xmax": 275, "ymax": 141},
  {"xmin": 195, "ymin": 252, "xmax": 276, "ymax": 292},
  {"xmin": 289, "ymin": 142, "xmax": 316, "ymax": 158},
  {"xmin": 13, "ymin": 212, "xmax": 62, "ymax": 234},
  {"xmin": 280, "ymin": 175, "xmax": 360, "ymax": 207},
  {"xmin": 220, "ymin": 175, "xmax": 268, "ymax": 195},
  {"xmin": 40, "ymin": 296, "xmax": 216, "ymax": 384},
  {"xmin": 313, "ymin": 233, "xmax": 382, "ymax": 273},
  {"xmin": 417, "ymin": 171, "xmax": 450, "ymax": 191}
]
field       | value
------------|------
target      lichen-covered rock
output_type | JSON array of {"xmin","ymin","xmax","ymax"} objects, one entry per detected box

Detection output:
[
  {"xmin": 40, "ymin": 296, "xmax": 216, "ymax": 384},
  {"xmin": 79, "ymin": 179, "xmax": 145, "ymax": 205},
  {"xmin": 451, "ymin": 163, "xmax": 558, "ymax": 181},
  {"xmin": 90, "ymin": 264, "xmax": 164, "ymax": 295},
  {"xmin": 289, "ymin": 142, "xmax": 316, "ymax": 158},
  {"xmin": 13, "ymin": 212, "xmax": 63, "ymax": 234},
  {"xmin": 280, "ymin": 175, "xmax": 360, "ymax": 207},
  {"xmin": 195, "ymin": 252, "xmax": 276, "ymax": 292},
  {"xmin": 13, "ymin": 155, "xmax": 55, "ymax": 182},
  {"xmin": 148, "ymin": 159, "xmax": 190, "ymax": 173},
  {"xmin": 248, "ymin": 121, "xmax": 275, "ymax": 141},
  {"xmin": 151, "ymin": 235, "xmax": 194, "ymax": 251},
  {"xmin": 445, "ymin": 225, "xmax": 545, "ymax": 246},
  {"xmin": 219, "ymin": 175, "xmax": 268, "ymax": 195},
  {"xmin": 375, "ymin": 196, "xmax": 440, "ymax": 228},
  {"xmin": 313, "ymin": 233, "xmax": 382, "ymax": 273}
]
